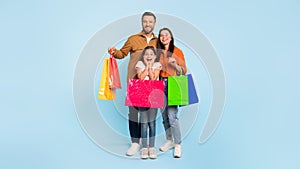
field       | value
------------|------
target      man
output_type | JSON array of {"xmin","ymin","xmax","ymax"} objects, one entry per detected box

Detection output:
[{"xmin": 108, "ymin": 12, "xmax": 157, "ymax": 156}]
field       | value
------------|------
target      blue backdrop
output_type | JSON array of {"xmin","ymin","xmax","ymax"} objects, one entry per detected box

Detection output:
[{"xmin": 1, "ymin": 0, "xmax": 299, "ymax": 169}]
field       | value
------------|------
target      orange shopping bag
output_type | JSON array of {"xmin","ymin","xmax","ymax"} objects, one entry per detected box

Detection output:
[{"xmin": 98, "ymin": 58, "xmax": 116, "ymax": 100}]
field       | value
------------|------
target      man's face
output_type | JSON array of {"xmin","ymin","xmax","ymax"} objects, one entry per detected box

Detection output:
[{"xmin": 142, "ymin": 15, "xmax": 156, "ymax": 34}]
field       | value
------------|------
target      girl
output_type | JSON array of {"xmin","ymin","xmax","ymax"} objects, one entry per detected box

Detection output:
[{"xmin": 135, "ymin": 46, "xmax": 162, "ymax": 159}]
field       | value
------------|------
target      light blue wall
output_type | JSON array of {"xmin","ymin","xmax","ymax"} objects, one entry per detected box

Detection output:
[{"xmin": 1, "ymin": 0, "xmax": 299, "ymax": 169}]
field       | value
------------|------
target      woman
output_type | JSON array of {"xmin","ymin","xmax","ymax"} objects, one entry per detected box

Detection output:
[{"xmin": 157, "ymin": 28, "xmax": 187, "ymax": 158}]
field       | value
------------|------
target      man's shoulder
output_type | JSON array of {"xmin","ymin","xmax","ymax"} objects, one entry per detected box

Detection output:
[
  {"xmin": 128, "ymin": 32, "xmax": 157, "ymax": 39},
  {"xmin": 128, "ymin": 33, "xmax": 144, "ymax": 39}
]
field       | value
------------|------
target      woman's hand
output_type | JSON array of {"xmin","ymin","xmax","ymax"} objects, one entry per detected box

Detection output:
[
  {"xmin": 168, "ymin": 57, "xmax": 176, "ymax": 66},
  {"xmin": 168, "ymin": 57, "xmax": 181, "ymax": 73}
]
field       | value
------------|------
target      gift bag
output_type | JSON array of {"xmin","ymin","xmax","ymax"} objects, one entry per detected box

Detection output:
[
  {"xmin": 168, "ymin": 74, "xmax": 199, "ymax": 106},
  {"xmin": 125, "ymin": 79, "xmax": 164, "ymax": 108},
  {"xmin": 109, "ymin": 55, "xmax": 121, "ymax": 89},
  {"xmin": 98, "ymin": 58, "xmax": 116, "ymax": 100},
  {"xmin": 186, "ymin": 74, "xmax": 199, "ymax": 105},
  {"xmin": 167, "ymin": 75, "xmax": 189, "ymax": 106}
]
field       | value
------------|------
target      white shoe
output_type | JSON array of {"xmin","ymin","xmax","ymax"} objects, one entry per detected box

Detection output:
[
  {"xmin": 159, "ymin": 140, "xmax": 174, "ymax": 152},
  {"xmin": 148, "ymin": 147, "xmax": 157, "ymax": 159},
  {"xmin": 140, "ymin": 148, "xmax": 149, "ymax": 159},
  {"xmin": 174, "ymin": 144, "xmax": 182, "ymax": 158},
  {"xmin": 126, "ymin": 143, "xmax": 140, "ymax": 156}
]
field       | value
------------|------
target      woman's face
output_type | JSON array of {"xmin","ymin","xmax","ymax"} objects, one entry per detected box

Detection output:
[
  {"xmin": 160, "ymin": 30, "xmax": 172, "ymax": 46},
  {"xmin": 143, "ymin": 49, "xmax": 156, "ymax": 65}
]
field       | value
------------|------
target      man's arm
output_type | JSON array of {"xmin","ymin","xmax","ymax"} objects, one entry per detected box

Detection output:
[{"xmin": 109, "ymin": 37, "xmax": 132, "ymax": 59}]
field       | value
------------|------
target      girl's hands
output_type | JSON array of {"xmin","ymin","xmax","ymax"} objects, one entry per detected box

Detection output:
[{"xmin": 147, "ymin": 61, "xmax": 153, "ymax": 72}]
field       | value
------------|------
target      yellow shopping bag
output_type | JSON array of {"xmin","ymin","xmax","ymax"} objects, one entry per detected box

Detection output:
[{"xmin": 98, "ymin": 58, "xmax": 116, "ymax": 100}]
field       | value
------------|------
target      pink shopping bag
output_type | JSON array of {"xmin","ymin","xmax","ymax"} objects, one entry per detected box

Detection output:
[{"xmin": 125, "ymin": 79, "xmax": 164, "ymax": 108}]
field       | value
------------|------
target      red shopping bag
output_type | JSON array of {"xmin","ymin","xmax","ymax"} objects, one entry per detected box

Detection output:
[
  {"xmin": 125, "ymin": 79, "xmax": 164, "ymax": 108},
  {"xmin": 109, "ymin": 53, "xmax": 121, "ymax": 89}
]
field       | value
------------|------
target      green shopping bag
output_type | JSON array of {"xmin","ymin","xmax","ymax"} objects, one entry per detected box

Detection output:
[{"xmin": 167, "ymin": 76, "xmax": 189, "ymax": 105}]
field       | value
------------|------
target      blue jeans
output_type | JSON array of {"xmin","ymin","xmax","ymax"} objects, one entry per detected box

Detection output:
[
  {"xmin": 161, "ymin": 78, "xmax": 182, "ymax": 144},
  {"xmin": 140, "ymin": 107, "xmax": 157, "ymax": 148},
  {"xmin": 128, "ymin": 106, "xmax": 141, "ymax": 143}
]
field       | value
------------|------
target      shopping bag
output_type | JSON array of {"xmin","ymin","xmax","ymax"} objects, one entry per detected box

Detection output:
[
  {"xmin": 109, "ymin": 55, "xmax": 121, "ymax": 89},
  {"xmin": 98, "ymin": 58, "xmax": 116, "ymax": 100},
  {"xmin": 125, "ymin": 79, "xmax": 164, "ymax": 108},
  {"xmin": 167, "ymin": 75, "xmax": 189, "ymax": 106},
  {"xmin": 168, "ymin": 74, "xmax": 199, "ymax": 106},
  {"xmin": 184, "ymin": 74, "xmax": 199, "ymax": 105}
]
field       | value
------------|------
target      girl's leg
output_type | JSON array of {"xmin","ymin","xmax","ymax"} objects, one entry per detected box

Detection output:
[
  {"xmin": 148, "ymin": 108, "xmax": 157, "ymax": 147},
  {"xmin": 148, "ymin": 108, "xmax": 158, "ymax": 159},
  {"xmin": 140, "ymin": 108, "xmax": 149, "ymax": 148}
]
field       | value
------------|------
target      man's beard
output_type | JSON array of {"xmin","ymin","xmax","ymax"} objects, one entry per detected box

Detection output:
[{"xmin": 143, "ymin": 27, "xmax": 153, "ymax": 34}]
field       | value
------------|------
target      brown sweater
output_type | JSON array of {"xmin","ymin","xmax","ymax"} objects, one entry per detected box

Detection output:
[{"xmin": 113, "ymin": 32, "xmax": 158, "ymax": 80}]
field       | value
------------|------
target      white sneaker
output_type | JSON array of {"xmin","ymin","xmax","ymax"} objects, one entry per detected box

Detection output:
[
  {"xmin": 148, "ymin": 147, "xmax": 157, "ymax": 159},
  {"xmin": 174, "ymin": 144, "xmax": 182, "ymax": 158},
  {"xmin": 140, "ymin": 148, "xmax": 149, "ymax": 159},
  {"xmin": 159, "ymin": 140, "xmax": 174, "ymax": 152},
  {"xmin": 126, "ymin": 143, "xmax": 140, "ymax": 156}
]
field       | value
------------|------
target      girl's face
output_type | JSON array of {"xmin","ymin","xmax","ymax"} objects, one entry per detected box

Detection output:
[
  {"xmin": 143, "ymin": 49, "xmax": 156, "ymax": 64},
  {"xmin": 160, "ymin": 30, "xmax": 172, "ymax": 46}
]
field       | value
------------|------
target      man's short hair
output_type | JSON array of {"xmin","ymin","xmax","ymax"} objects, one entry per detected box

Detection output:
[{"xmin": 142, "ymin": 12, "xmax": 156, "ymax": 21}]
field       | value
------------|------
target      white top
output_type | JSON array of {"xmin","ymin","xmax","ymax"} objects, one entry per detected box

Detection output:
[
  {"xmin": 135, "ymin": 61, "xmax": 162, "ymax": 80},
  {"xmin": 146, "ymin": 35, "xmax": 153, "ymax": 44}
]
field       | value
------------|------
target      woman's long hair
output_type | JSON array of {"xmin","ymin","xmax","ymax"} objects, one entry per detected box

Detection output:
[{"xmin": 156, "ymin": 27, "xmax": 174, "ymax": 58}]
